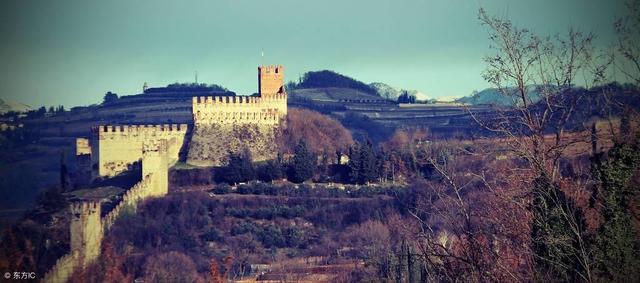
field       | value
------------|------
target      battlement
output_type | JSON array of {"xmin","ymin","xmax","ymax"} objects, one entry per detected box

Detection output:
[
  {"xmin": 142, "ymin": 139, "xmax": 168, "ymax": 153},
  {"xmin": 94, "ymin": 124, "xmax": 187, "ymax": 177},
  {"xmin": 76, "ymin": 138, "xmax": 91, "ymax": 156},
  {"xmin": 259, "ymin": 65, "xmax": 285, "ymax": 95},
  {"xmin": 70, "ymin": 201, "xmax": 101, "ymax": 216},
  {"xmin": 192, "ymin": 94, "xmax": 287, "ymax": 126},
  {"xmin": 258, "ymin": 65, "xmax": 284, "ymax": 73},
  {"xmin": 94, "ymin": 124, "xmax": 188, "ymax": 138},
  {"xmin": 192, "ymin": 94, "xmax": 287, "ymax": 105}
]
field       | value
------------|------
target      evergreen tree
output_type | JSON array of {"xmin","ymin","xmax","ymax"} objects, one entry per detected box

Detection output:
[
  {"xmin": 289, "ymin": 140, "xmax": 315, "ymax": 183},
  {"xmin": 103, "ymin": 91, "xmax": 118, "ymax": 104},
  {"xmin": 359, "ymin": 140, "xmax": 378, "ymax": 184},
  {"xmin": 258, "ymin": 153, "xmax": 284, "ymax": 182},
  {"xmin": 530, "ymin": 176, "xmax": 589, "ymax": 282},
  {"xmin": 348, "ymin": 142, "xmax": 361, "ymax": 184},
  {"xmin": 592, "ymin": 138, "xmax": 640, "ymax": 281},
  {"xmin": 348, "ymin": 141, "xmax": 378, "ymax": 184},
  {"xmin": 224, "ymin": 149, "xmax": 255, "ymax": 184}
]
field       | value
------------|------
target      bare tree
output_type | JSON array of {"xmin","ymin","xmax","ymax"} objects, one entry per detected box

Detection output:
[
  {"xmin": 402, "ymin": 141, "xmax": 531, "ymax": 282},
  {"xmin": 466, "ymin": 8, "xmax": 612, "ymax": 282},
  {"xmin": 615, "ymin": 0, "xmax": 640, "ymax": 86}
]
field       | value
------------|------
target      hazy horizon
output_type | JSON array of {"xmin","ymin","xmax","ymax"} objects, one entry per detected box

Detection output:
[{"xmin": 0, "ymin": 0, "xmax": 628, "ymax": 108}]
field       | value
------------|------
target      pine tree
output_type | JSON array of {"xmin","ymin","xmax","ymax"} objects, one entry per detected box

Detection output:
[
  {"xmin": 348, "ymin": 142, "xmax": 361, "ymax": 184},
  {"xmin": 259, "ymin": 153, "xmax": 284, "ymax": 182},
  {"xmin": 224, "ymin": 149, "xmax": 255, "ymax": 184},
  {"xmin": 592, "ymin": 138, "xmax": 640, "ymax": 281},
  {"xmin": 348, "ymin": 141, "xmax": 378, "ymax": 184},
  {"xmin": 530, "ymin": 176, "xmax": 587, "ymax": 282},
  {"xmin": 359, "ymin": 140, "xmax": 378, "ymax": 184},
  {"xmin": 289, "ymin": 139, "xmax": 315, "ymax": 183}
]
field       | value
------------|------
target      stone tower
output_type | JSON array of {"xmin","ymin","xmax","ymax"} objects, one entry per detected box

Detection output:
[
  {"xmin": 69, "ymin": 201, "xmax": 102, "ymax": 267},
  {"xmin": 142, "ymin": 140, "xmax": 169, "ymax": 197},
  {"xmin": 258, "ymin": 65, "xmax": 285, "ymax": 96}
]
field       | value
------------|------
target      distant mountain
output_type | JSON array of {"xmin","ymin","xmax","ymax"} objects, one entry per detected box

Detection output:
[
  {"xmin": 456, "ymin": 86, "xmax": 542, "ymax": 106},
  {"xmin": 0, "ymin": 98, "xmax": 32, "ymax": 114},
  {"xmin": 369, "ymin": 82, "xmax": 399, "ymax": 100},
  {"xmin": 369, "ymin": 82, "xmax": 428, "ymax": 101}
]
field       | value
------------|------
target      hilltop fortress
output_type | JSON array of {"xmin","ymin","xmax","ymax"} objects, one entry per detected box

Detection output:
[
  {"xmin": 192, "ymin": 65, "xmax": 287, "ymax": 126},
  {"xmin": 44, "ymin": 66, "xmax": 288, "ymax": 282},
  {"xmin": 85, "ymin": 65, "xmax": 287, "ymax": 177},
  {"xmin": 187, "ymin": 65, "xmax": 287, "ymax": 166}
]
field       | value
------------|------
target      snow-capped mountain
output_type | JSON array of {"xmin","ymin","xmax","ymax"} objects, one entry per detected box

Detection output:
[
  {"xmin": 369, "ymin": 82, "xmax": 428, "ymax": 101},
  {"xmin": 0, "ymin": 98, "xmax": 32, "ymax": 114}
]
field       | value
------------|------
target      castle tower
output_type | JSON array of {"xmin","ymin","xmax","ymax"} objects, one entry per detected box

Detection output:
[
  {"xmin": 74, "ymin": 138, "xmax": 92, "ymax": 187},
  {"xmin": 258, "ymin": 65, "xmax": 285, "ymax": 96},
  {"xmin": 70, "ymin": 201, "xmax": 102, "ymax": 268},
  {"xmin": 142, "ymin": 140, "xmax": 169, "ymax": 197}
]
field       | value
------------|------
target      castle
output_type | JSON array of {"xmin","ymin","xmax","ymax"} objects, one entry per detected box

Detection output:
[
  {"xmin": 187, "ymin": 65, "xmax": 287, "ymax": 166},
  {"xmin": 87, "ymin": 65, "xmax": 287, "ymax": 177},
  {"xmin": 44, "ymin": 141, "xmax": 169, "ymax": 283},
  {"xmin": 192, "ymin": 65, "xmax": 287, "ymax": 126},
  {"xmin": 44, "ymin": 66, "xmax": 288, "ymax": 282}
]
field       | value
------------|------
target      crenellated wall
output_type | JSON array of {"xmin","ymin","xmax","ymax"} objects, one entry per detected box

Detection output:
[
  {"xmin": 186, "ymin": 65, "xmax": 288, "ymax": 166},
  {"xmin": 94, "ymin": 124, "xmax": 187, "ymax": 177},
  {"xmin": 101, "ymin": 174, "xmax": 152, "ymax": 231},
  {"xmin": 191, "ymin": 94, "xmax": 287, "ymax": 126},
  {"xmin": 41, "ymin": 252, "xmax": 79, "ymax": 283},
  {"xmin": 46, "ymin": 65, "xmax": 289, "ymax": 282},
  {"xmin": 43, "ymin": 142, "xmax": 169, "ymax": 283}
]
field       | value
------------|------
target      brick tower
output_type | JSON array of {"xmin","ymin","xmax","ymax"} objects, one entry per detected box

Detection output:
[{"xmin": 258, "ymin": 65, "xmax": 285, "ymax": 96}]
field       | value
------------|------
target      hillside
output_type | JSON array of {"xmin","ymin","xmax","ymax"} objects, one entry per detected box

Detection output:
[
  {"xmin": 0, "ymin": 98, "xmax": 32, "ymax": 114},
  {"xmin": 290, "ymin": 87, "xmax": 383, "ymax": 102},
  {"xmin": 456, "ymin": 86, "xmax": 542, "ymax": 106},
  {"xmin": 292, "ymin": 70, "xmax": 379, "ymax": 96}
]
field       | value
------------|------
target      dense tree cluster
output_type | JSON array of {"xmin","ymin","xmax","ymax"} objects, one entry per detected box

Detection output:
[
  {"xmin": 289, "ymin": 70, "xmax": 379, "ymax": 95},
  {"xmin": 281, "ymin": 108, "xmax": 353, "ymax": 157},
  {"xmin": 396, "ymin": 91, "xmax": 417, "ymax": 104},
  {"xmin": 102, "ymin": 91, "xmax": 118, "ymax": 104}
]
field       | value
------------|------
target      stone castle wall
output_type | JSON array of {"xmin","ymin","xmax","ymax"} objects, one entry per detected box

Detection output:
[
  {"xmin": 94, "ymin": 124, "xmax": 187, "ymax": 177},
  {"xmin": 186, "ymin": 65, "xmax": 288, "ymax": 166},
  {"xmin": 187, "ymin": 123, "xmax": 280, "ymax": 166},
  {"xmin": 70, "ymin": 202, "xmax": 103, "ymax": 268},
  {"xmin": 75, "ymin": 138, "xmax": 91, "ymax": 156},
  {"xmin": 191, "ymin": 94, "xmax": 287, "ymax": 126},
  {"xmin": 47, "ymin": 65, "xmax": 288, "ymax": 280},
  {"xmin": 101, "ymin": 174, "xmax": 153, "ymax": 231},
  {"xmin": 43, "ymin": 142, "xmax": 169, "ymax": 283},
  {"xmin": 41, "ymin": 252, "xmax": 79, "ymax": 283}
]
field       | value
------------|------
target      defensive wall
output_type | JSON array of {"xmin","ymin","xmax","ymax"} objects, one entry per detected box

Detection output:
[
  {"xmin": 43, "ymin": 142, "xmax": 169, "ymax": 283},
  {"xmin": 45, "ymin": 65, "xmax": 290, "ymax": 281},
  {"xmin": 191, "ymin": 95, "xmax": 287, "ymax": 126},
  {"xmin": 186, "ymin": 65, "xmax": 288, "ymax": 166},
  {"xmin": 92, "ymin": 124, "xmax": 187, "ymax": 177}
]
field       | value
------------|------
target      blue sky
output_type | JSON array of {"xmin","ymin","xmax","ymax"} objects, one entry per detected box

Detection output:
[{"xmin": 0, "ymin": 0, "xmax": 628, "ymax": 107}]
